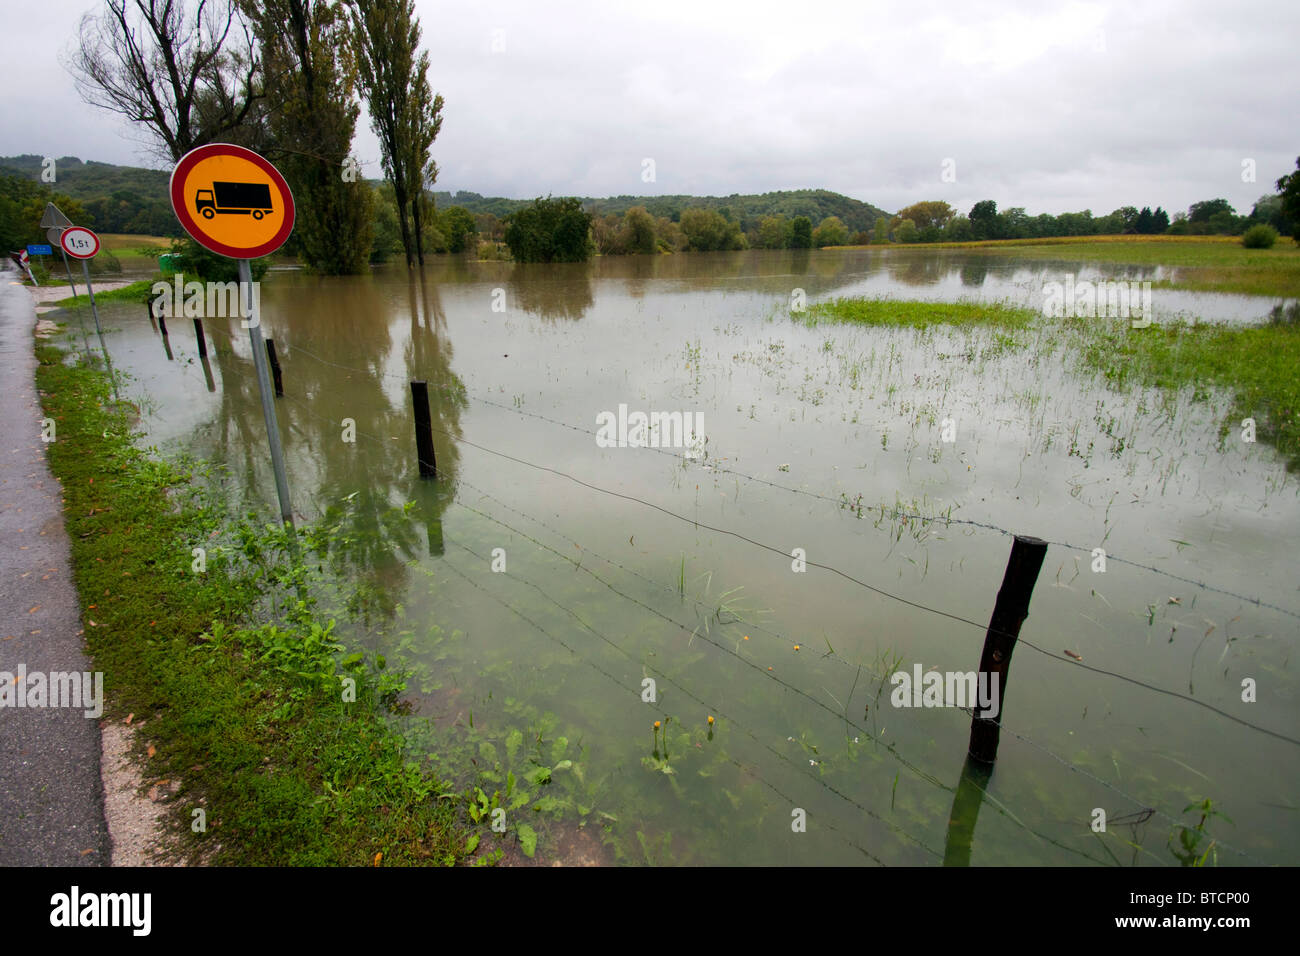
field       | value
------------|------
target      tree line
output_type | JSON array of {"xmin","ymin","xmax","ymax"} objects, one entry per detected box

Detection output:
[
  {"xmin": 877, "ymin": 188, "xmax": 1297, "ymax": 245},
  {"xmin": 63, "ymin": 0, "xmax": 444, "ymax": 276},
  {"xmin": 497, "ymin": 170, "xmax": 1300, "ymax": 262}
]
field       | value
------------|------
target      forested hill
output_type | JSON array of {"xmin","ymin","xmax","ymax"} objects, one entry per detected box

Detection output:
[
  {"xmin": 1, "ymin": 154, "xmax": 178, "ymax": 236},
  {"xmin": 1, "ymin": 153, "xmax": 892, "ymax": 237},
  {"xmin": 433, "ymin": 188, "xmax": 892, "ymax": 233}
]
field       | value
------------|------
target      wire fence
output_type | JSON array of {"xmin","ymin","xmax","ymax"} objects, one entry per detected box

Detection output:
[{"xmin": 276, "ymin": 383, "xmax": 1274, "ymax": 864}]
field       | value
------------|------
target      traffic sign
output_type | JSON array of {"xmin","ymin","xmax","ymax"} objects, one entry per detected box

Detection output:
[
  {"xmin": 27, "ymin": 244, "xmax": 53, "ymax": 256},
  {"xmin": 40, "ymin": 202, "xmax": 73, "ymax": 230},
  {"xmin": 169, "ymin": 144, "xmax": 294, "ymax": 259},
  {"xmin": 61, "ymin": 226, "xmax": 100, "ymax": 259}
]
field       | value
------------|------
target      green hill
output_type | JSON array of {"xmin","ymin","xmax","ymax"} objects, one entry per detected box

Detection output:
[
  {"xmin": 0, "ymin": 154, "xmax": 179, "ymax": 237},
  {"xmin": 1, "ymin": 154, "xmax": 892, "ymax": 241},
  {"xmin": 434, "ymin": 188, "xmax": 891, "ymax": 234}
]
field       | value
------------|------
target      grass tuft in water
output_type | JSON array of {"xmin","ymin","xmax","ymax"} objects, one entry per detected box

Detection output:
[{"xmin": 797, "ymin": 296, "xmax": 1037, "ymax": 330}]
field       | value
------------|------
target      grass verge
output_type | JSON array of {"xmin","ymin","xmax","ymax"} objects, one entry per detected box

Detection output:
[
  {"xmin": 50, "ymin": 278, "xmax": 158, "ymax": 309},
  {"xmin": 35, "ymin": 339, "xmax": 470, "ymax": 865}
]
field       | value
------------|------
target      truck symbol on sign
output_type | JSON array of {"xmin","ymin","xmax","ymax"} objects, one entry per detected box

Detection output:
[{"xmin": 195, "ymin": 182, "xmax": 274, "ymax": 220}]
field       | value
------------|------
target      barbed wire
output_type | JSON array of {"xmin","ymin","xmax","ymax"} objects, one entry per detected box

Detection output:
[
  {"xmin": 396, "ymin": 413, "xmax": 1300, "ymax": 749},
  {"xmin": 433, "ymin": 534, "xmax": 938, "ymax": 863},
  {"xmin": 280, "ymin": 389, "xmax": 1274, "ymax": 861},
  {"xmin": 436, "ymin": 479, "xmax": 1262, "ymax": 864},
  {"xmin": 263, "ymin": 336, "xmax": 1300, "ymax": 621}
]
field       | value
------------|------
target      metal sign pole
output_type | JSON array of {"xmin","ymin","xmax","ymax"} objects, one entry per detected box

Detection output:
[
  {"xmin": 240, "ymin": 258, "xmax": 294, "ymax": 526},
  {"xmin": 79, "ymin": 258, "xmax": 103, "ymax": 336},
  {"xmin": 77, "ymin": 256, "xmax": 118, "ymax": 399},
  {"xmin": 58, "ymin": 245, "xmax": 78, "ymax": 301}
]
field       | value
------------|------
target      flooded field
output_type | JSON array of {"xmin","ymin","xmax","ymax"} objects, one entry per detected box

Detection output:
[{"xmin": 60, "ymin": 247, "xmax": 1299, "ymax": 865}]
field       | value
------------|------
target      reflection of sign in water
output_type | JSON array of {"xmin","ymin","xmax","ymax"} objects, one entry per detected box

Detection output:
[
  {"xmin": 170, "ymin": 144, "xmax": 294, "ymax": 258},
  {"xmin": 195, "ymin": 182, "xmax": 274, "ymax": 220}
]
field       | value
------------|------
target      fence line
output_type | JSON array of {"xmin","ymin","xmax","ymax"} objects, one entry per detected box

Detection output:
[
  {"xmin": 263, "ymin": 335, "xmax": 1300, "ymax": 621},
  {"xmin": 269, "ymin": 383, "xmax": 1300, "ymax": 749},
  {"xmin": 429, "ymin": 536, "xmax": 931, "ymax": 863},
  {"xmin": 437, "ymin": 481, "xmax": 1261, "ymax": 864},
  {"xmin": 286, "ymin": 390, "xmax": 1262, "ymax": 861},
  {"xmin": 157, "ymin": 325, "xmax": 1287, "ymax": 860},
  {"xmin": 415, "ymin": 410, "xmax": 1300, "ymax": 749}
]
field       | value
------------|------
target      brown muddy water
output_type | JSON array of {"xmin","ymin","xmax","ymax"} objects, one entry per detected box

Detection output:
[{"xmin": 58, "ymin": 248, "xmax": 1299, "ymax": 865}]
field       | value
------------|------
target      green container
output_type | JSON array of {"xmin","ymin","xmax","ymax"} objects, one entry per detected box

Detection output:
[{"xmin": 159, "ymin": 253, "xmax": 183, "ymax": 274}]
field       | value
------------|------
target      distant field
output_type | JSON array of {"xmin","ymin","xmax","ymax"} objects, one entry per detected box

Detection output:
[
  {"xmin": 96, "ymin": 233, "xmax": 172, "ymax": 266},
  {"xmin": 843, "ymin": 235, "xmax": 1300, "ymax": 297}
]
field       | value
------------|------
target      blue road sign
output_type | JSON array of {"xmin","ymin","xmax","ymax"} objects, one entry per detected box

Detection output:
[{"xmin": 26, "ymin": 244, "xmax": 53, "ymax": 256}]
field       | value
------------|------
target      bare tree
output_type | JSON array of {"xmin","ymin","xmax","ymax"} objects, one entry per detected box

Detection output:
[{"xmin": 64, "ymin": 0, "xmax": 263, "ymax": 162}]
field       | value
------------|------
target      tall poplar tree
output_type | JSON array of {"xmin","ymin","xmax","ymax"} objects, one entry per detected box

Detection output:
[
  {"xmin": 242, "ymin": 0, "xmax": 373, "ymax": 273},
  {"xmin": 351, "ymin": 0, "xmax": 442, "ymax": 267}
]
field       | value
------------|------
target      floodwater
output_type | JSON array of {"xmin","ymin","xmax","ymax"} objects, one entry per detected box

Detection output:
[{"xmin": 67, "ymin": 248, "xmax": 1299, "ymax": 865}]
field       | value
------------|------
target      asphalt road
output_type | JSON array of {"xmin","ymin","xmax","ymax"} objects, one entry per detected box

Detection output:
[{"xmin": 0, "ymin": 264, "xmax": 108, "ymax": 865}]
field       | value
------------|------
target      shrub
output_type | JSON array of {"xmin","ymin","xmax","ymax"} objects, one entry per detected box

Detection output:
[
  {"xmin": 894, "ymin": 218, "xmax": 919, "ymax": 243},
  {"xmin": 504, "ymin": 197, "xmax": 593, "ymax": 262},
  {"xmin": 1242, "ymin": 224, "xmax": 1279, "ymax": 249}
]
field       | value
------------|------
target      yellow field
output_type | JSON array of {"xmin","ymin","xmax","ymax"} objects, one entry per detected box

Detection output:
[{"xmin": 96, "ymin": 233, "xmax": 172, "ymax": 251}]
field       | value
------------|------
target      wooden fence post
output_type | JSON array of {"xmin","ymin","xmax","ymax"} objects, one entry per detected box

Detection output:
[
  {"xmin": 410, "ymin": 381, "xmax": 437, "ymax": 478},
  {"xmin": 193, "ymin": 317, "xmax": 208, "ymax": 359},
  {"xmin": 967, "ymin": 534, "xmax": 1048, "ymax": 764},
  {"xmin": 265, "ymin": 338, "xmax": 283, "ymax": 397}
]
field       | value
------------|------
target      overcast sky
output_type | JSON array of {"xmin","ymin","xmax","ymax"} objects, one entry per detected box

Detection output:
[{"xmin": 4, "ymin": 0, "xmax": 1298, "ymax": 217}]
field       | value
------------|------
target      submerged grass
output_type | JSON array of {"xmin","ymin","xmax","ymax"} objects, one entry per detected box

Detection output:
[
  {"xmin": 792, "ymin": 290, "xmax": 1300, "ymax": 470},
  {"xmin": 35, "ymin": 340, "xmax": 471, "ymax": 865},
  {"xmin": 1071, "ymin": 305, "xmax": 1300, "ymax": 469},
  {"xmin": 798, "ymin": 297, "xmax": 1036, "ymax": 330}
]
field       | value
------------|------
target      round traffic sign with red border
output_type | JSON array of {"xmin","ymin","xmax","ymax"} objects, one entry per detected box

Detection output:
[
  {"xmin": 60, "ymin": 226, "xmax": 100, "ymax": 260},
  {"xmin": 170, "ymin": 144, "xmax": 295, "ymax": 259}
]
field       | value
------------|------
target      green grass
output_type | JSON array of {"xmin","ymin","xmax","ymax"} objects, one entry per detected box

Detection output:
[
  {"xmin": 798, "ymin": 296, "xmax": 1037, "ymax": 330},
  {"xmin": 97, "ymin": 233, "xmax": 173, "ymax": 267},
  {"xmin": 35, "ymin": 340, "xmax": 472, "ymax": 865},
  {"xmin": 862, "ymin": 236, "xmax": 1300, "ymax": 297},
  {"xmin": 794, "ymin": 290, "xmax": 1300, "ymax": 470},
  {"xmin": 50, "ymin": 278, "xmax": 158, "ymax": 309},
  {"xmin": 1073, "ymin": 304, "xmax": 1300, "ymax": 468}
]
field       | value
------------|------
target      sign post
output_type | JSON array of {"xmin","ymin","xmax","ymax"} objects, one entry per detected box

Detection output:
[
  {"xmin": 58, "ymin": 225, "xmax": 114, "ymax": 380},
  {"xmin": 11, "ymin": 249, "xmax": 37, "ymax": 285},
  {"xmin": 42, "ymin": 204, "xmax": 79, "ymax": 301},
  {"xmin": 60, "ymin": 226, "xmax": 103, "ymax": 336},
  {"xmin": 170, "ymin": 143, "xmax": 296, "ymax": 526}
]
